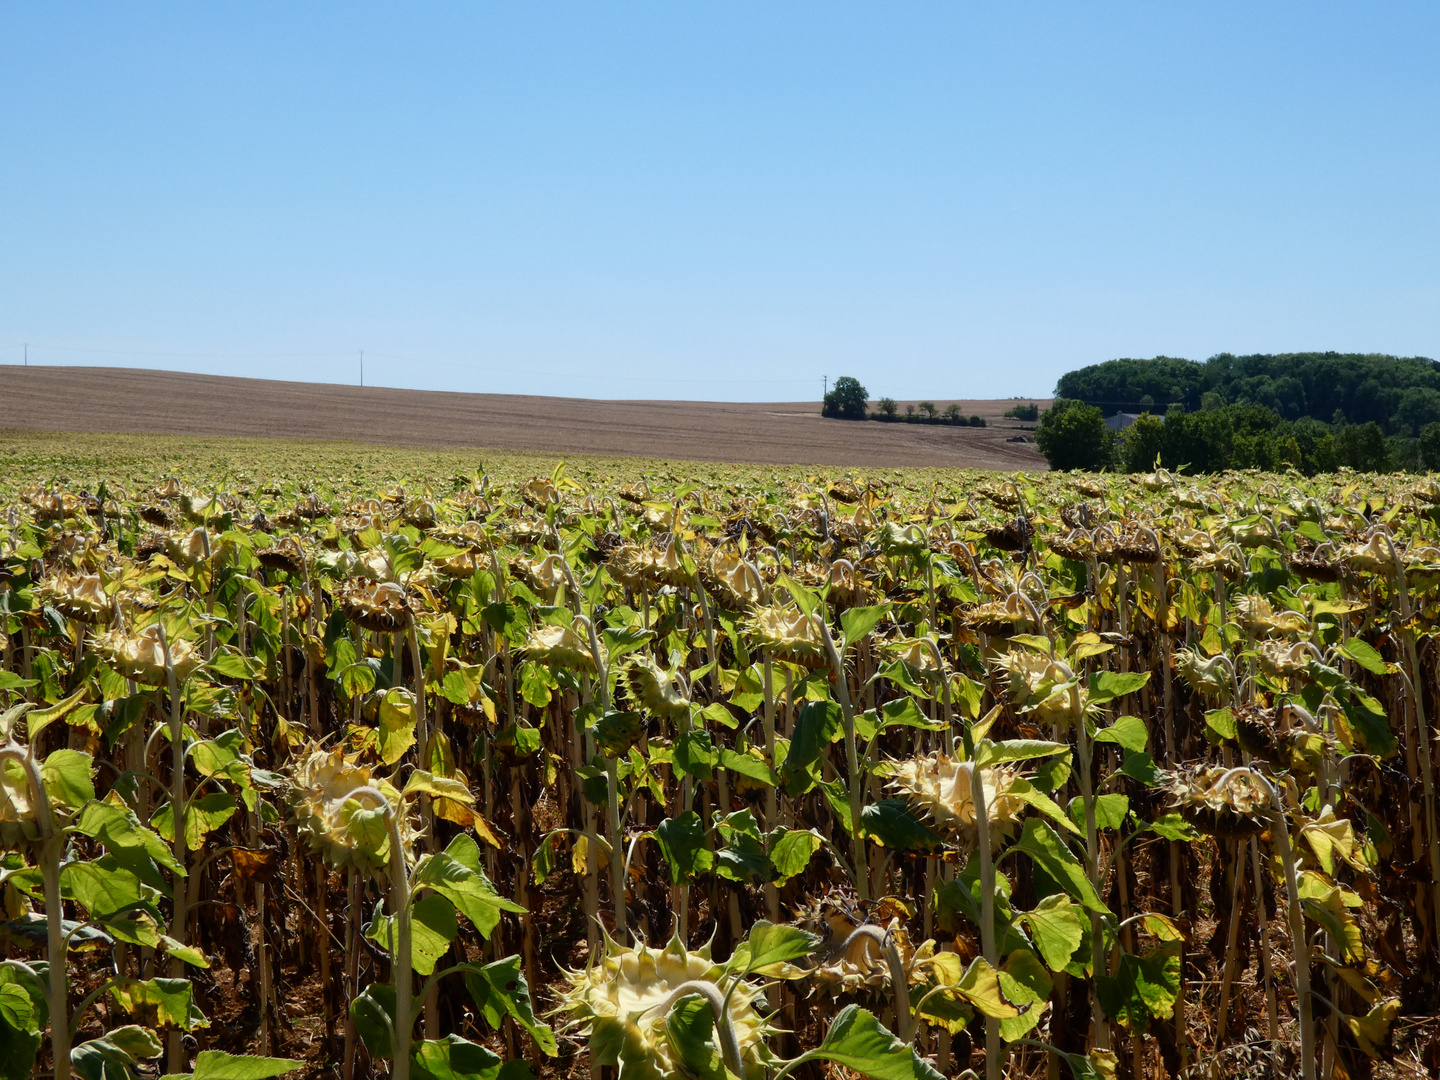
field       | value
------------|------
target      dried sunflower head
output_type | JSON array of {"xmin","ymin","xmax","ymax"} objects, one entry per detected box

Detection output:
[
  {"xmin": 745, "ymin": 606, "xmax": 826, "ymax": 667},
  {"xmin": 636, "ymin": 540, "xmax": 691, "ymax": 588},
  {"xmin": 520, "ymin": 478, "xmax": 558, "ymax": 509},
  {"xmin": 256, "ymin": 536, "xmax": 306, "ymax": 576},
  {"xmin": 961, "ymin": 592, "xmax": 1035, "ymax": 638},
  {"xmin": 1047, "ymin": 530, "xmax": 1093, "ymax": 562},
  {"xmin": 1289, "ymin": 547, "xmax": 1340, "ymax": 583},
  {"xmin": 513, "ymin": 553, "xmax": 565, "ymax": 600},
  {"xmin": 984, "ymin": 518, "xmax": 1034, "ymax": 553},
  {"xmin": 95, "ymin": 624, "xmax": 202, "ymax": 685},
  {"xmin": 337, "ymin": 581, "xmax": 413, "ymax": 633},
  {"xmin": 165, "ymin": 528, "xmax": 217, "ymax": 569},
  {"xmin": 557, "ymin": 934, "xmax": 776, "ymax": 1080},
  {"xmin": 0, "ymin": 750, "xmax": 42, "ymax": 848},
  {"xmin": 1343, "ymin": 533, "xmax": 1398, "ymax": 575},
  {"xmin": 995, "ymin": 649, "xmax": 1086, "ymax": 725},
  {"xmin": 524, "ymin": 623, "xmax": 597, "ymax": 673},
  {"xmin": 1174, "ymin": 649, "xmax": 1236, "ymax": 704},
  {"xmin": 1113, "ymin": 526, "xmax": 1160, "ymax": 563},
  {"xmin": 794, "ymin": 894, "xmax": 921, "ymax": 997},
  {"xmin": 620, "ymin": 655, "xmax": 690, "ymax": 720},
  {"xmin": 1255, "ymin": 639, "xmax": 1320, "ymax": 678},
  {"xmin": 37, "ymin": 573, "xmax": 111, "ymax": 624},
  {"xmin": 705, "ymin": 550, "xmax": 765, "ymax": 610},
  {"xmin": 287, "ymin": 743, "xmax": 417, "ymax": 875},
  {"xmin": 1233, "ymin": 595, "xmax": 1310, "ymax": 638},
  {"xmin": 1168, "ymin": 766, "xmax": 1270, "ymax": 838},
  {"xmin": 887, "ymin": 753, "xmax": 1026, "ymax": 849}
]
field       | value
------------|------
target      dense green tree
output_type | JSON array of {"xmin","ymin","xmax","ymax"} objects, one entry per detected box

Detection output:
[
  {"xmin": 1334, "ymin": 422, "xmax": 1391, "ymax": 471},
  {"xmin": 1055, "ymin": 352, "xmax": 1439, "ymax": 433},
  {"xmin": 822, "ymin": 376, "xmax": 869, "ymax": 420},
  {"xmin": 1035, "ymin": 399, "xmax": 1112, "ymax": 471},
  {"xmin": 1419, "ymin": 423, "xmax": 1440, "ymax": 471},
  {"xmin": 875, "ymin": 396, "xmax": 898, "ymax": 419},
  {"xmin": 1118, "ymin": 414, "xmax": 1166, "ymax": 473},
  {"xmin": 1394, "ymin": 388, "xmax": 1440, "ymax": 436}
]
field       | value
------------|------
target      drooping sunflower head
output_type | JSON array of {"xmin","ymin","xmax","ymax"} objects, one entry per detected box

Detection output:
[
  {"xmin": 337, "ymin": 581, "xmax": 413, "ymax": 633},
  {"xmin": 995, "ymin": 649, "xmax": 1085, "ymax": 726},
  {"xmin": 255, "ymin": 536, "xmax": 306, "ymax": 576},
  {"xmin": 1173, "ymin": 649, "xmax": 1235, "ymax": 704},
  {"xmin": 95, "ymin": 624, "xmax": 202, "ymax": 685},
  {"xmin": 0, "ymin": 750, "xmax": 41, "ymax": 848},
  {"xmin": 287, "ymin": 743, "xmax": 417, "ymax": 875},
  {"xmin": 37, "ymin": 572, "xmax": 111, "ymax": 624},
  {"xmin": 620, "ymin": 655, "xmax": 690, "ymax": 720},
  {"xmin": 705, "ymin": 550, "xmax": 764, "ymax": 610},
  {"xmin": 887, "ymin": 753, "xmax": 1026, "ymax": 849},
  {"xmin": 745, "ymin": 606, "xmax": 826, "ymax": 667},
  {"xmin": 557, "ymin": 934, "xmax": 775, "ymax": 1080},
  {"xmin": 793, "ymin": 893, "xmax": 918, "ymax": 996},
  {"xmin": 1168, "ymin": 766, "xmax": 1270, "ymax": 838},
  {"xmin": 524, "ymin": 623, "xmax": 597, "ymax": 673}
]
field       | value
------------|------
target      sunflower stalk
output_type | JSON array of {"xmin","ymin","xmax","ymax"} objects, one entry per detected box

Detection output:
[
  {"xmin": 0, "ymin": 741, "xmax": 67, "ymax": 1080},
  {"xmin": 158, "ymin": 625, "xmax": 189, "ymax": 1076},
  {"xmin": 962, "ymin": 738, "xmax": 1003, "ymax": 1080},
  {"xmin": 815, "ymin": 609, "xmax": 867, "ymax": 902}
]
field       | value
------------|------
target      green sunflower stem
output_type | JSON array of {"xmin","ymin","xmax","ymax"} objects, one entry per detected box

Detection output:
[
  {"xmin": 158, "ymin": 625, "xmax": 188, "ymax": 1077},
  {"xmin": 969, "ymin": 748, "xmax": 1002, "ymax": 1080},
  {"xmin": 0, "ymin": 743, "xmax": 66, "ymax": 1080},
  {"xmin": 349, "ymin": 785, "xmax": 413, "ymax": 1080},
  {"xmin": 816, "ymin": 611, "xmax": 867, "ymax": 902}
]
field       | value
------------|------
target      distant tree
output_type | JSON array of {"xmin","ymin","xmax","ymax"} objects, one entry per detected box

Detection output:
[
  {"xmin": 1420, "ymin": 422, "xmax": 1440, "ymax": 471},
  {"xmin": 1120, "ymin": 414, "xmax": 1167, "ymax": 473},
  {"xmin": 918, "ymin": 401, "xmax": 938, "ymax": 420},
  {"xmin": 905, "ymin": 405, "xmax": 916, "ymax": 420},
  {"xmin": 876, "ymin": 397, "xmax": 898, "ymax": 419},
  {"xmin": 1004, "ymin": 403, "xmax": 1039, "ymax": 421},
  {"xmin": 822, "ymin": 376, "xmax": 869, "ymax": 420},
  {"xmin": 944, "ymin": 403, "xmax": 963, "ymax": 423},
  {"xmin": 969, "ymin": 416, "xmax": 985, "ymax": 427},
  {"xmin": 1035, "ymin": 399, "xmax": 1111, "ymax": 471},
  {"xmin": 1394, "ymin": 388, "xmax": 1440, "ymax": 436},
  {"xmin": 1055, "ymin": 351, "xmax": 1440, "ymax": 431},
  {"xmin": 1334, "ymin": 421, "xmax": 1391, "ymax": 472}
]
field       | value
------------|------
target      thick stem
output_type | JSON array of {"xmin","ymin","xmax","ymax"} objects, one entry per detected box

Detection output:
[
  {"xmin": 641, "ymin": 980, "xmax": 744, "ymax": 1078},
  {"xmin": 0, "ymin": 746, "xmax": 67, "ymax": 1080},
  {"xmin": 1269, "ymin": 787, "xmax": 1315, "ymax": 1080},
  {"xmin": 969, "ymin": 754, "xmax": 1002, "ymax": 1080},
  {"xmin": 158, "ymin": 627, "xmax": 188, "ymax": 1077},
  {"xmin": 816, "ymin": 613, "xmax": 866, "ymax": 902},
  {"xmin": 762, "ymin": 652, "xmax": 779, "ymax": 923},
  {"xmin": 348, "ymin": 786, "xmax": 412, "ymax": 1080},
  {"xmin": 836, "ymin": 925, "xmax": 913, "ymax": 1042}
]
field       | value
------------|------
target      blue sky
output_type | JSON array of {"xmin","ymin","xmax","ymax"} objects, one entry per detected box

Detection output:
[{"xmin": 3, "ymin": 4, "xmax": 1436, "ymax": 401}]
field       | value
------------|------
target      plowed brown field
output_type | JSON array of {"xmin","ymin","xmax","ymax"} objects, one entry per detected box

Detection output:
[{"xmin": 0, "ymin": 366, "xmax": 1048, "ymax": 469}]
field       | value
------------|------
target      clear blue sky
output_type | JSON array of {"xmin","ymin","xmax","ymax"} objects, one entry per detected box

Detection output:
[{"xmin": 3, "ymin": 4, "xmax": 1436, "ymax": 401}]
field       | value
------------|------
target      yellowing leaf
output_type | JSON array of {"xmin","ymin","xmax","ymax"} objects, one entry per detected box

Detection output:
[
  {"xmin": 953, "ymin": 957, "xmax": 1022, "ymax": 1019},
  {"xmin": 377, "ymin": 688, "xmax": 417, "ymax": 765}
]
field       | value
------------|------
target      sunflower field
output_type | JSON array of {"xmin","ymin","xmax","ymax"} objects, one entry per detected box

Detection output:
[{"xmin": 3, "ymin": 441, "xmax": 1440, "ymax": 1080}]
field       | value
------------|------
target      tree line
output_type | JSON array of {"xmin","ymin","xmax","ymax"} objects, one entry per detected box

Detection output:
[
  {"xmin": 1055, "ymin": 351, "xmax": 1440, "ymax": 433},
  {"xmin": 1038, "ymin": 390, "xmax": 1440, "ymax": 474},
  {"xmin": 821, "ymin": 376, "xmax": 987, "ymax": 426}
]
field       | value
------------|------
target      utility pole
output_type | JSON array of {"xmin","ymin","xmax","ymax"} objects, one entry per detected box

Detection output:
[
  {"xmin": 360, "ymin": 350, "xmax": 364, "ymax": 387},
  {"xmin": 823, "ymin": 375, "xmax": 828, "ymax": 397},
  {"xmin": 23, "ymin": 343, "xmax": 27, "ymax": 367}
]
